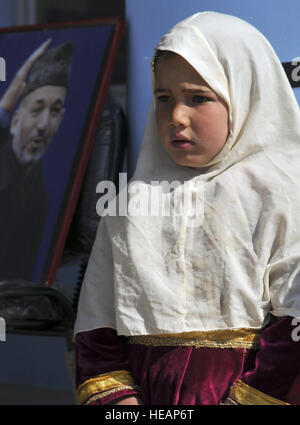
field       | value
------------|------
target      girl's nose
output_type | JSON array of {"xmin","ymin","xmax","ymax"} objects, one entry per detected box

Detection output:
[{"xmin": 169, "ymin": 103, "xmax": 190, "ymax": 128}]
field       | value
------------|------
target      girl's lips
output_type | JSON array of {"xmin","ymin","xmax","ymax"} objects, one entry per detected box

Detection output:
[{"xmin": 171, "ymin": 139, "xmax": 194, "ymax": 149}]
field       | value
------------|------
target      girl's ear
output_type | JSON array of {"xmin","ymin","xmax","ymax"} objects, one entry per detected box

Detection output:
[{"xmin": 10, "ymin": 109, "xmax": 19, "ymax": 136}]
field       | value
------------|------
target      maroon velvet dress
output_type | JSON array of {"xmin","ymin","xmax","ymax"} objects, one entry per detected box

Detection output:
[{"xmin": 75, "ymin": 316, "xmax": 300, "ymax": 405}]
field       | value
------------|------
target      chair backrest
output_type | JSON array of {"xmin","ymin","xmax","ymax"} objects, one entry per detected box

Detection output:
[{"xmin": 63, "ymin": 91, "xmax": 127, "ymax": 264}]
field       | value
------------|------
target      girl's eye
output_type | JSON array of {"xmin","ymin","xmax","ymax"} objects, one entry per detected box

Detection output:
[
  {"xmin": 157, "ymin": 95, "xmax": 170, "ymax": 103},
  {"xmin": 192, "ymin": 95, "xmax": 210, "ymax": 104}
]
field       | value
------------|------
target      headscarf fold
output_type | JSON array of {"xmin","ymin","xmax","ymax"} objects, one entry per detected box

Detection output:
[{"xmin": 75, "ymin": 12, "xmax": 300, "ymax": 336}]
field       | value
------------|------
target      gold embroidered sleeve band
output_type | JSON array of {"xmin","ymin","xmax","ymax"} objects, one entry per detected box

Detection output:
[
  {"xmin": 127, "ymin": 328, "xmax": 261, "ymax": 349},
  {"xmin": 76, "ymin": 370, "xmax": 136, "ymax": 405},
  {"xmin": 229, "ymin": 380, "xmax": 290, "ymax": 405}
]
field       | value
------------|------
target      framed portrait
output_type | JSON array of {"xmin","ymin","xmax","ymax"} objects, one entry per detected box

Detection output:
[{"xmin": 0, "ymin": 17, "xmax": 125, "ymax": 287}]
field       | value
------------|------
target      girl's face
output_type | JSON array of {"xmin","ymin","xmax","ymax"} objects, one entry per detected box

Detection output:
[{"xmin": 154, "ymin": 54, "xmax": 229, "ymax": 167}]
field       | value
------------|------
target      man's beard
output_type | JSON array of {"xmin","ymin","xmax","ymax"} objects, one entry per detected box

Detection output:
[{"xmin": 12, "ymin": 134, "xmax": 47, "ymax": 164}]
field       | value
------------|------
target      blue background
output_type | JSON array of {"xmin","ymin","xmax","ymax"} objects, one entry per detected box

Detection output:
[{"xmin": 126, "ymin": 0, "xmax": 300, "ymax": 177}]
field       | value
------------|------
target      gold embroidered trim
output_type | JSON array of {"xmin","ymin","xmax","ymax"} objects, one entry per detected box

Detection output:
[
  {"xmin": 77, "ymin": 370, "xmax": 135, "ymax": 405},
  {"xmin": 220, "ymin": 397, "xmax": 239, "ymax": 405},
  {"xmin": 84, "ymin": 385, "xmax": 136, "ymax": 405},
  {"xmin": 229, "ymin": 380, "xmax": 290, "ymax": 405},
  {"xmin": 85, "ymin": 393, "xmax": 103, "ymax": 405},
  {"xmin": 127, "ymin": 328, "xmax": 261, "ymax": 349}
]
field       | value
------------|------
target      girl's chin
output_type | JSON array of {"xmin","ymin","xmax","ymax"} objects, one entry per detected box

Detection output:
[{"xmin": 172, "ymin": 155, "xmax": 210, "ymax": 168}]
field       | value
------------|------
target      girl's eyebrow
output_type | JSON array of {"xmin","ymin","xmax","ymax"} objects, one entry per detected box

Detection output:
[
  {"xmin": 183, "ymin": 88, "xmax": 212, "ymax": 94},
  {"xmin": 154, "ymin": 88, "xmax": 169, "ymax": 94},
  {"xmin": 154, "ymin": 88, "xmax": 212, "ymax": 94}
]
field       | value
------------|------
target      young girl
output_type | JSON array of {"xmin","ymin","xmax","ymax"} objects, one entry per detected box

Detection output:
[{"xmin": 74, "ymin": 12, "xmax": 300, "ymax": 405}]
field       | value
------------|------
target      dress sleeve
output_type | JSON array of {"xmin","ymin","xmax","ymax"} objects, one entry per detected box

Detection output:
[
  {"xmin": 226, "ymin": 215, "xmax": 300, "ymax": 406},
  {"xmin": 226, "ymin": 315, "xmax": 300, "ymax": 405},
  {"xmin": 74, "ymin": 217, "xmax": 141, "ymax": 405},
  {"xmin": 75, "ymin": 327, "xmax": 141, "ymax": 405}
]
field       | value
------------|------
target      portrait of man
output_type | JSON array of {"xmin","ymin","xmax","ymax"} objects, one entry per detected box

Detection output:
[{"xmin": 0, "ymin": 40, "xmax": 73, "ymax": 282}]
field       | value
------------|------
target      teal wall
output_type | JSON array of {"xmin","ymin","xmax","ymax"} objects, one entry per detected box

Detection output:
[{"xmin": 126, "ymin": 0, "xmax": 300, "ymax": 176}]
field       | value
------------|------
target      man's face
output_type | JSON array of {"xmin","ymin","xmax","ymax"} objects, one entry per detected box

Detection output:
[{"xmin": 10, "ymin": 85, "xmax": 66, "ymax": 163}]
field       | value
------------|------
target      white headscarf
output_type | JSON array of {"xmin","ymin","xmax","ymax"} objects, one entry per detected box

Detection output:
[{"xmin": 74, "ymin": 12, "xmax": 300, "ymax": 336}]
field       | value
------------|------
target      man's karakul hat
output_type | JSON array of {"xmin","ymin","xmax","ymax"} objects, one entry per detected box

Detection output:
[{"xmin": 20, "ymin": 41, "xmax": 73, "ymax": 101}]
